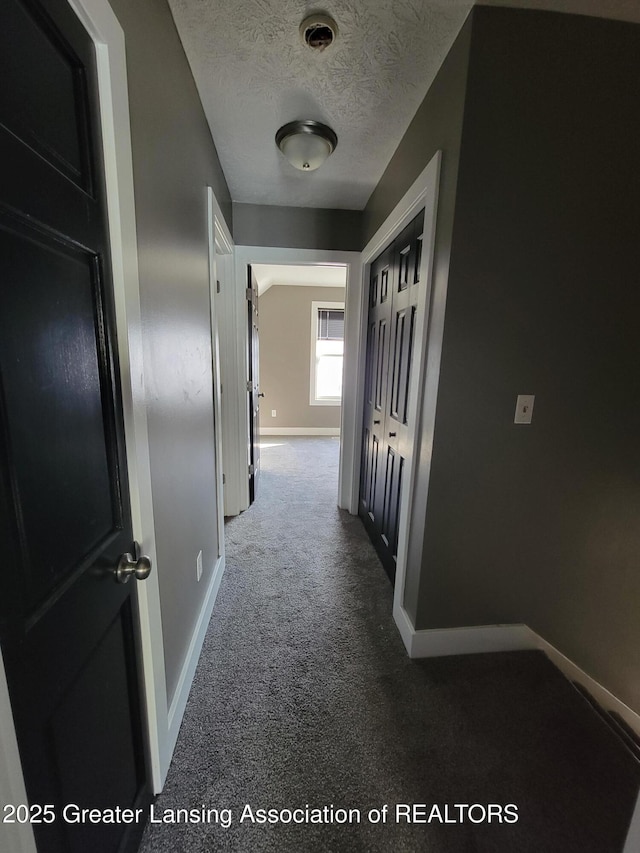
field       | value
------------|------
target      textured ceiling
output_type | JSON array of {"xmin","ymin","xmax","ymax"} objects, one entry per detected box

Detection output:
[
  {"xmin": 252, "ymin": 264, "xmax": 347, "ymax": 295},
  {"xmin": 167, "ymin": 0, "xmax": 640, "ymax": 210}
]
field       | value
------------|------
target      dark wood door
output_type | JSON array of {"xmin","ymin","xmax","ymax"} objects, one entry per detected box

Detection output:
[
  {"xmin": 0, "ymin": 1, "xmax": 149, "ymax": 851},
  {"xmin": 247, "ymin": 267, "xmax": 260, "ymax": 503},
  {"xmin": 359, "ymin": 211, "xmax": 424, "ymax": 583}
]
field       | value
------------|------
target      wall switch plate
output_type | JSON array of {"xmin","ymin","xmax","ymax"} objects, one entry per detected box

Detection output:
[
  {"xmin": 271, "ymin": 409, "xmax": 277, "ymax": 418},
  {"xmin": 196, "ymin": 549, "xmax": 203, "ymax": 581},
  {"xmin": 514, "ymin": 394, "xmax": 535, "ymax": 424}
]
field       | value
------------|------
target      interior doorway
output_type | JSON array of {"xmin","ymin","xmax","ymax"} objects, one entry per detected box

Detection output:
[
  {"xmin": 223, "ymin": 247, "xmax": 362, "ymax": 518},
  {"xmin": 250, "ymin": 263, "xmax": 347, "ymax": 478}
]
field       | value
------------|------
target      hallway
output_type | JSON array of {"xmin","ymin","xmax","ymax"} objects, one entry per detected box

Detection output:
[{"xmin": 139, "ymin": 438, "xmax": 639, "ymax": 853}]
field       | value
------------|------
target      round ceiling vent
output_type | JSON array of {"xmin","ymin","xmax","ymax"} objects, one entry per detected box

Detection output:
[{"xmin": 300, "ymin": 13, "xmax": 338, "ymax": 51}]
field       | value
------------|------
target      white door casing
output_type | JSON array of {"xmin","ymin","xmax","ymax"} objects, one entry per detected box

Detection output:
[
  {"xmin": 0, "ymin": 7, "xmax": 236, "ymax": 848},
  {"xmin": 63, "ymin": 0, "xmax": 171, "ymax": 794},
  {"xmin": 0, "ymin": 1, "xmax": 165, "ymax": 850},
  {"xmin": 207, "ymin": 187, "xmax": 233, "ymax": 553},
  {"xmin": 161, "ymin": 188, "xmax": 231, "ymax": 760},
  {"xmin": 229, "ymin": 247, "xmax": 362, "ymax": 514},
  {"xmin": 357, "ymin": 152, "xmax": 442, "ymax": 638},
  {"xmin": 228, "ymin": 154, "xmax": 441, "ymax": 567}
]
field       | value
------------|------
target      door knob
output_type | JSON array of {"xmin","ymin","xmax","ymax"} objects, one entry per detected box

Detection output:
[
  {"xmin": 373, "ymin": 419, "xmax": 380, "ymax": 424},
  {"xmin": 257, "ymin": 392, "xmax": 265, "ymax": 398},
  {"xmin": 114, "ymin": 545, "xmax": 152, "ymax": 584},
  {"xmin": 389, "ymin": 431, "xmax": 397, "ymax": 437}
]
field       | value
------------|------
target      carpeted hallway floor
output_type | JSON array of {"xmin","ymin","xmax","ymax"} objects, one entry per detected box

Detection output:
[{"xmin": 139, "ymin": 437, "xmax": 639, "ymax": 853}]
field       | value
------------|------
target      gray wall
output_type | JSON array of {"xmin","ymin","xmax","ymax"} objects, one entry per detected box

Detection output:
[
  {"xmin": 259, "ymin": 285, "xmax": 346, "ymax": 431},
  {"xmin": 109, "ymin": 0, "xmax": 231, "ymax": 704},
  {"xmin": 414, "ymin": 8, "xmax": 640, "ymax": 714},
  {"xmin": 362, "ymin": 17, "xmax": 473, "ymax": 615},
  {"xmin": 362, "ymin": 15, "xmax": 472, "ymax": 245},
  {"xmin": 234, "ymin": 203, "xmax": 362, "ymax": 251}
]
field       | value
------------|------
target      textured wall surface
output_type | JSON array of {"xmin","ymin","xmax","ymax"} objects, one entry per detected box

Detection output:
[
  {"xmin": 417, "ymin": 8, "xmax": 640, "ymax": 714},
  {"xmin": 109, "ymin": 0, "xmax": 230, "ymax": 705},
  {"xmin": 259, "ymin": 285, "xmax": 346, "ymax": 431},
  {"xmin": 233, "ymin": 204, "xmax": 362, "ymax": 251}
]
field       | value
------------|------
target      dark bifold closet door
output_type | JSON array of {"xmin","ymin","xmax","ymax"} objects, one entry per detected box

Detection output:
[
  {"xmin": 359, "ymin": 211, "xmax": 425, "ymax": 583},
  {"xmin": 0, "ymin": 0, "xmax": 149, "ymax": 851}
]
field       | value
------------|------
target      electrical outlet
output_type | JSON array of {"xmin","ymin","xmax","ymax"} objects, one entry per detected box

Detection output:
[
  {"xmin": 196, "ymin": 549, "xmax": 203, "ymax": 582},
  {"xmin": 271, "ymin": 409, "xmax": 277, "ymax": 418},
  {"xmin": 514, "ymin": 394, "xmax": 535, "ymax": 424}
]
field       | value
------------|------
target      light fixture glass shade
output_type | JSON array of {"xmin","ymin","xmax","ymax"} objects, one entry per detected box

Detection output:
[{"xmin": 276, "ymin": 121, "xmax": 338, "ymax": 171}]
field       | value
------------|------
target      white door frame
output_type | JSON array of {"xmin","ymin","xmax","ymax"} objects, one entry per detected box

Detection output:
[
  {"xmin": 160, "ymin": 189, "xmax": 230, "ymax": 760},
  {"xmin": 216, "ymin": 234, "xmax": 244, "ymax": 518},
  {"xmin": 229, "ymin": 246, "xmax": 362, "ymax": 513},
  {"xmin": 64, "ymin": 0, "xmax": 171, "ymax": 794},
  {"xmin": 0, "ymin": 7, "xmax": 173, "ymax": 851},
  {"xmin": 357, "ymin": 152, "xmax": 443, "ymax": 642},
  {"xmin": 207, "ymin": 187, "xmax": 233, "ymax": 556}
]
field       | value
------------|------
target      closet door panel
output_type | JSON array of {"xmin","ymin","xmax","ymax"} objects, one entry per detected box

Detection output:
[{"xmin": 359, "ymin": 211, "xmax": 424, "ymax": 585}]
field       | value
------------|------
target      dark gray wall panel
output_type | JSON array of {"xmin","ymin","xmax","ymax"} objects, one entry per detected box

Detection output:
[
  {"xmin": 108, "ymin": 0, "xmax": 230, "ymax": 703},
  {"xmin": 233, "ymin": 203, "xmax": 362, "ymax": 251},
  {"xmin": 417, "ymin": 7, "xmax": 640, "ymax": 714}
]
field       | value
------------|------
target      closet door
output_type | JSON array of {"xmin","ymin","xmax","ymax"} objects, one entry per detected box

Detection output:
[
  {"xmin": 360, "ymin": 244, "xmax": 392, "ymax": 538},
  {"xmin": 359, "ymin": 211, "xmax": 424, "ymax": 583}
]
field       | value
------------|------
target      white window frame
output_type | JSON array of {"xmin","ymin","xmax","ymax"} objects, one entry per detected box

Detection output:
[{"xmin": 310, "ymin": 300, "xmax": 345, "ymax": 406}]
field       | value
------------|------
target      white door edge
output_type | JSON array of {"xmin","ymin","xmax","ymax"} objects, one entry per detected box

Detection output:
[
  {"xmin": 207, "ymin": 187, "xmax": 232, "ymax": 555},
  {"xmin": 0, "ymin": 0, "xmax": 170, "ymax": 846},
  {"xmin": 66, "ymin": 0, "xmax": 170, "ymax": 790},
  {"xmin": 358, "ymin": 153, "xmax": 443, "ymax": 622}
]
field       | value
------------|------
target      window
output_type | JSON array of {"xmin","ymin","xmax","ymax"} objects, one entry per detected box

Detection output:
[{"xmin": 310, "ymin": 301, "xmax": 344, "ymax": 405}]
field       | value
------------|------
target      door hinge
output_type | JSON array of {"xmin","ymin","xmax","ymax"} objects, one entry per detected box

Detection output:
[
  {"xmin": 216, "ymin": 279, "xmax": 221, "ymax": 294},
  {"xmin": 247, "ymin": 380, "xmax": 252, "ymax": 392},
  {"xmin": 249, "ymin": 464, "xmax": 254, "ymax": 476},
  {"xmin": 246, "ymin": 287, "xmax": 252, "ymax": 301},
  {"xmin": 222, "ymin": 473, "xmax": 226, "ymax": 485}
]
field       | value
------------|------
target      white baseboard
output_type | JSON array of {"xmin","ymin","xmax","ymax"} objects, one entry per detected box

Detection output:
[
  {"xmin": 412, "ymin": 622, "xmax": 532, "ymax": 658},
  {"xmin": 394, "ymin": 606, "xmax": 640, "ymax": 737},
  {"xmin": 395, "ymin": 606, "xmax": 531, "ymax": 658},
  {"xmin": 524, "ymin": 628, "xmax": 640, "ymax": 738},
  {"xmin": 167, "ymin": 554, "xmax": 225, "ymax": 755},
  {"xmin": 394, "ymin": 605, "xmax": 417, "ymax": 656},
  {"xmin": 260, "ymin": 427, "xmax": 340, "ymax": 436},
  {"xmin": 624, "ymin": 792, "xmax": 640, "ymax": 853}
]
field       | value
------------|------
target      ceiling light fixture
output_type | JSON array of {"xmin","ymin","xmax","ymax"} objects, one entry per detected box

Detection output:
[{"xmin": 275, "ymin": 120, "xmax": 338, "ymax": 172}]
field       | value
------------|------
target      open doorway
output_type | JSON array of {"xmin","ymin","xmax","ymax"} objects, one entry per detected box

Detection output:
[
  {"xmin": 252, "ymin": 263, "xmax": 347, "ymax": 429},
  {"xmin": 246, "ymin": 262, "xmax": 347, "ymax": 505},
  {"xmin": 221, "ymin": 247, "xmax": 362, "ymax": 518}
]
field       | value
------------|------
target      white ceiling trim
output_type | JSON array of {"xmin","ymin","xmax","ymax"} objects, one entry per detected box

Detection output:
[{"xmin": 252, "ymin": 263, "xmax": 347, "ymax": 295}]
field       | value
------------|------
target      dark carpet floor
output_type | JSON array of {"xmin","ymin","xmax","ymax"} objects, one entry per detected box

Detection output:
[{"xmin": 139, "ymin": 436, "xmax": 639, "ymax": 853}]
